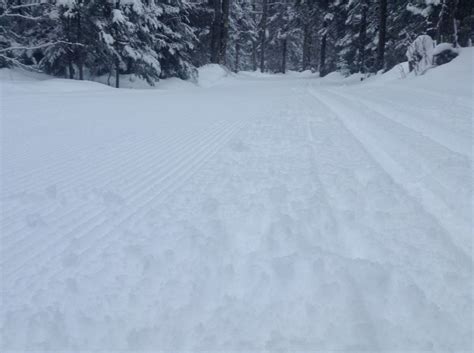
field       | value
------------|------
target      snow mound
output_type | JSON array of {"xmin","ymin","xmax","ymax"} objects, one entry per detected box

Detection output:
[
  {"xmin": 156, "ymin": 77, "xmax": 196, "ymax": 90},
  {"xmin": 321, "ymin": 71, "xmax": 345, "ymax": 81},
  {"xmin": 197, "ymin": 64, "xmax": 231, "ymax": 87},
  {"xmin": 433, "ymin": 42, "xmax": 459, "ymax": 56},
  {"xmin": 370, "ymin": 62, "xmax": 411, "ymax": 83},
  {"xmin": 410, "ymin": 46, "xmax": 471, "ymax": 97}
]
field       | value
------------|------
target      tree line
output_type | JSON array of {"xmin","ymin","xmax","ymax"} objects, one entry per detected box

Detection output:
[{"xmin": 1, "ymin": 0, "xmax": 472, "ymax": 87}]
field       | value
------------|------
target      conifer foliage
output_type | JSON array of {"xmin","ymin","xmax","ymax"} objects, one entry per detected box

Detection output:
[{"xmin": 1, "ymin": 0, "xmax": 471, "ymax": 85}]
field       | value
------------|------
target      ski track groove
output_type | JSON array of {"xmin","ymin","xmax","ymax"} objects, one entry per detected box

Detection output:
[
  {"xmin": 322, "ymin": 88, "xmax": 471, "ymax": 158},
  {"xmin": 368, "ymin": 83, "xmax": 472, "ymax": 109},
  {"xmin": 307, "ymin": 88, "xmax": 471, "ymax": 261},
  {"xmin": 315, "ymin": 87, "xmax": 471, "ymax": 226},
  {"xmin": 298, "ymin": 91, "xmax": 390, "ymax": 347}
]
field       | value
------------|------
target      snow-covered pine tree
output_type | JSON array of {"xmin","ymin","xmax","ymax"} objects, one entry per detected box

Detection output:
[
  {"xmin": 265, "ymin": 0, "xmax": 300, "ymax": 73},
  {"xmin": 407, "ymin": 0, "xmax": 472, "ymax": 46},
  {"xmin": 0, "ymin": 0, "xmax": 60, "ymax": 69},
  {"xmin": 39, "ymin": 0, "xmax": 94, "ymax": 79},
  {"xmin": 294, "ymin": 0, "xmax": 317, "ymax": 71},
  {"xmin": 227, "ymin": 0, "xmax": 258, "ymax": 72},
  {"xmin": 314, "ymin": 0, "xmax": 346, "ymax": 76},
  {"xmin": 105, "ymin": 0, "xmax": 163, "ymax": 87},
  {"xmin": 156, "ymin": 0, "xmax": 198, "ymax": 80}
]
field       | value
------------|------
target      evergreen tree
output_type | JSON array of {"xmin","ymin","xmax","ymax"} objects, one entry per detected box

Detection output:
[
  {"xmin": 227, "ymin": 0, "xmax": 258, "ymax": 72},
  {"xmin": 1, "ymin": 0, "xmax": 472, "ymax": 84}
]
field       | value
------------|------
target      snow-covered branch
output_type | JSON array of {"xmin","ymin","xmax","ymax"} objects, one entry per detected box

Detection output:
[
  {"xmin": 0, "ymin": 13, "xmax": 45, "ymax": 21},
  {"xmin": 0, "ymin": 53, "xmax": 42, "ymax": 71},
  {"xmin": 0, "ymin": 41, "xmax": 84, "ymax": 53}
]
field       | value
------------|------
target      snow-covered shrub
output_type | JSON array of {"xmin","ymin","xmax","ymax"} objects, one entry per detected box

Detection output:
[
  {"xmin": 432, "ymin": 43, "xmax": 459, "ymax": 66},
  {"xmin": 406, "ymin": 35, "xmax": 434, "ymax": 75}
]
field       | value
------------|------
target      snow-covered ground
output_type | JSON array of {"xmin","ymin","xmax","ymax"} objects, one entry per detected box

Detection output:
[{"xmin": 1, "ymin": 50, "xmax": 472, "ymax": 352}]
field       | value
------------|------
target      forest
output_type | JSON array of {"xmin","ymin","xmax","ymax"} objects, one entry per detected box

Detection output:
[{"xmin": 0, "ymin": 0, "xmax": 472, "ymax": 86}]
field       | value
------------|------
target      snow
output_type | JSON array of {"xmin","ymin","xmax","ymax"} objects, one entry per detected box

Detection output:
[
  {"xmin": 197, "ymin": 64, "xmax": 231, "ymax": 87},
  {"xmin": 112, "ymin": 9, "xmax": 125, "ymax": 23},
  {"xmin": 1, "ymin": 49, "xmax": 472, "ymax": 351},
  {"xmin": 433, "ymin": 42, "xmax": 459, "ymax": 56}
]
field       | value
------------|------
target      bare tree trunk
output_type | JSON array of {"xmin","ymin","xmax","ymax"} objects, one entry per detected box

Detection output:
[
  {"xmin": 68, "ymin": 59, "xmax": 74, "ymax": 79},
  {"xmin": 219, "ymin": 0, "xmax": 230, "ymax": 64},
  {"xmin": 302, "ymin": 24, "xmax": 312, "ymax": 70},
  {"xmin": 318, "ymin": 0, "xmax": 331, "ymax": 77},
  {"xmin": 107, "ymin": 69, "xmax": 112, "ymax": 86},
  {"xmin": 66, "ymin": 18, "xmax": 74, "ymax": 79},
  {"xmin": 282, "ymin": 38, "xmax": 287, "ymax": 73},
  {"xmin": 77, "ymin": 8, "xmax": 84, "ymax": 80},
  {"xmin": 358, "ymin": 0, "xmax": 368, "ymax": 73},
  {"xmin": 210, "ymin": 0, "xmax": 222, "ymax": 63},
  {"xmin": 375, "ymin": 0, "xmax": 387, "ymax": 72},
  {"xmin": 436, "ymin": 0, "xmax": 459, "ymax": 44},
  {"xmin": 259, "ymin": 0, "xmax": 268, "ymax": 72},
  {"xmin": 114, "ymin": 0, "xmax": 120, "ymax": 88},
  {"xmin": 115, "ymin": 61, "xmax": 120, "ymax": 88},
  {"xmin": 235, "ymin": 42, "xmax": 240, "ymax": 73},
  {"xmin": 319, "ymin": 33, "xmax": 327, "ymax": 76},
  {"xmin": 252, "ymin": 41, "xmax": 257, "ymax": 71}
]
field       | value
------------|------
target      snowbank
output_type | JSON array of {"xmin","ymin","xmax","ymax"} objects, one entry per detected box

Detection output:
[
  {"xmin": 0, "ymin": 68, "xmax": 198, "ymax": 94},
  {"xmin": 391, "ymin": 47, "xmax": 472, "ymax": 97},
  {"xmin": 197, "ymin": 64, "xmax": 231, "ymax": 87},
  {"xmin": 433, "ymin": 42, "xmax": 460, "ymax": 56}
]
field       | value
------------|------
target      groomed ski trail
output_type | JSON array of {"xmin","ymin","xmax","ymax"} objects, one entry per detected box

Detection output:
[{"xmin": 1, "ymin": 68, "xmax": 472, "ymax": 351}]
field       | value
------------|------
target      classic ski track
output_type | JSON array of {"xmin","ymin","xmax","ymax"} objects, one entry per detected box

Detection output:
[
  {"xmin": 301, "ymin": 96, "xmax": 382, "ymax": 349},
  {"xmin": 298, "ymin": 88, "xmax": 471, "ymax": 338},
  {"xmin": 293, "ymin": 93, "xmax": 382, "ymax": 346},
  {"xmin": 2, "ymin": 118, "xmax": 248, "ymax": 285},
  {"xmin": 2, "ymin": 73, "xmax": 472, "ymax": 350},
  {"xmin": 307, "ymin": 87, "xmax": 471, "ymax": 260},
  {"xmin": 315, "ymin": 88, "xmax": 471, "ymax": 227},
  {"xmin": 368, "ymin": 82, "xmax": 472, "ymax": 109},
  {"xmin": 322, "ymin": 88, "xmax": 471, "ymax": 158}
]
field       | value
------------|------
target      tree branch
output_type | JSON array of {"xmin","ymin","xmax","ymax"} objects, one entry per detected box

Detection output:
[{"xmin": 0, "ymin": 41, "xmax": 85, "ymax": 53}]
